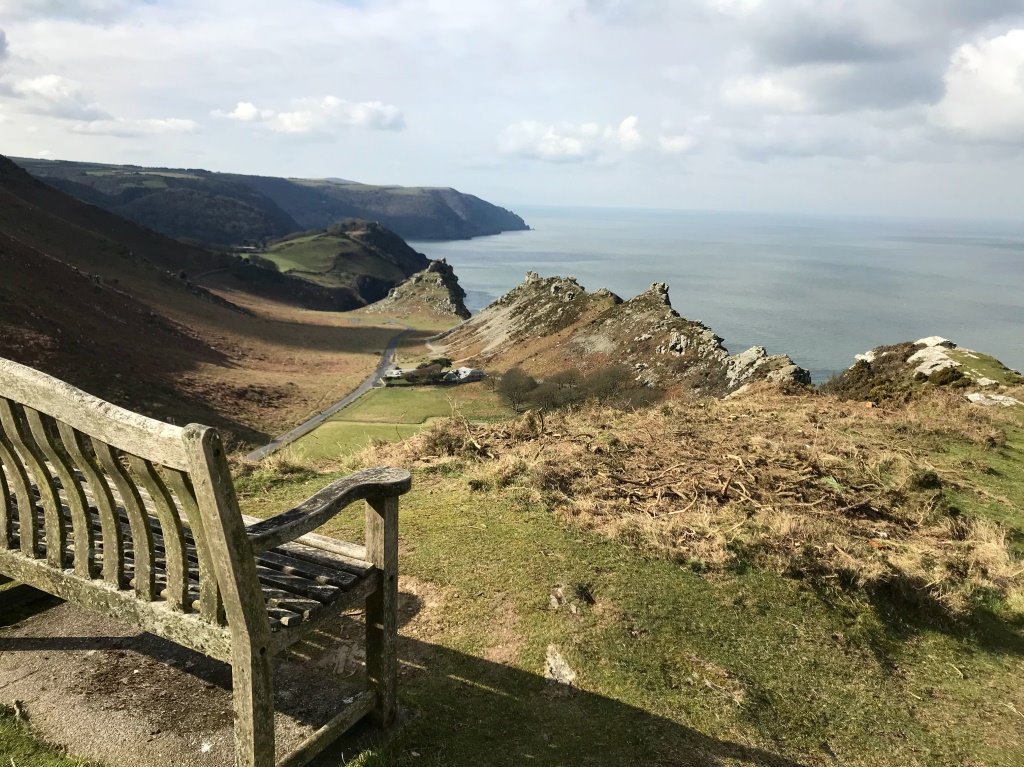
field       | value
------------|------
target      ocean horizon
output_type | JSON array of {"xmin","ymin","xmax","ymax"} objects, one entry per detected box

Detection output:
[{"xmin": 412, "ymin": 206, "xmax": 1024, "ymax": 384}]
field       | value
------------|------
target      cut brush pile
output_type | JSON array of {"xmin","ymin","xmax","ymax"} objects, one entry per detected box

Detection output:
[{"xmin": 367, "ymin": 383, "xmax": 1023, "ymax": 617}]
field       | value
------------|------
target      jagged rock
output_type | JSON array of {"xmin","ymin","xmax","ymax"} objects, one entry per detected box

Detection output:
[
  {"xmin": 365, "ymin": 259, "xmax": 470, "ymax": 319},
  {"xmin": 544, "ymin": 645, "xmax": 577, "ymax": 686},
  {"xmin": 432, "ymin": 272, "xmax": 810, "ymax": 396},
  {"xmin": 825, "ymin": 337, "xmax": 1023, "ymax": 403}
]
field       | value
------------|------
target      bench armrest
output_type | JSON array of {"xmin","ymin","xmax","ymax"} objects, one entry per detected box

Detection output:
[{"xmin": 245, "ymin": 467, "xmax": 411, "ymax": 554}]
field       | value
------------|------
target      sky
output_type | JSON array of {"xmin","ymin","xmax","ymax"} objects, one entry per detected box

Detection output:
[{"xmin": 2, "ymin": 0, "xmax": 1024, "ymax": 219}]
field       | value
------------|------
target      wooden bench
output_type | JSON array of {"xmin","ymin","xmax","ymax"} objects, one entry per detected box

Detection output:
[{"xmin": 0, "ymin": 357, "xmax": 410, "ymax": 767}]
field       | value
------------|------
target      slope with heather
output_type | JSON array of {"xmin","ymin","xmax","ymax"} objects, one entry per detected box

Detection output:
[
  {"xmin": 433, "ymin": 272, "xmax": 810, "ymax": 395},
  {"xmin": 0, "ymin": 154, "xmax": 435, "ymax": 443}
]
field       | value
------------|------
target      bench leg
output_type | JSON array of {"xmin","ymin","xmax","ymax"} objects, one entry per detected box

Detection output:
[
  {"xmin": 232, "ymin": 645, "xmax": 276, "ymax": 767},
  {"xmin": 365, "ymin": 495, "xmax": 398, "ymax": 726}
]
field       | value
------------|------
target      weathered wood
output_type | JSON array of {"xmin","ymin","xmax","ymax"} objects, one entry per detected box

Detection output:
[
  {"xmin": 0, "ymin": 358, "xmax": 189, "ymax": 471},
  {"xmin": 158, "ymin": 469, "xmax": 225, "ymax": 623},
  {"xmin": 59, "ymin": 422, "xmax": 123, "ymax": 586},
  {"xmin": 0, "ymin": 356, "xmax": 410, "ymax": 767},
  {"xmin": 266, "ymin": 571, "xmax": 380, "ymax": 655},
  {"xmin": 246, "ymin": 468, "xmax": 411, "ymax": 554},
  {"xmin": 365, "ymin": 495, "xmax": 399, "ymax": 726},
  {"xmin": 275, "ymin": 690, "xmax": 376, "ymax": 767},
  {"xmin": 26, "ymin": 409, "xmax": 94, "ymax": 577},
  {"xmin": 241, "ymin": 514, "xmax": 369, "ymax": 568},
  {"xmin": 0, "ymin": 547, "xmax": 232, "ymax": 660},
  {"xmin": 255, "ymin": 549, "xmax": 356, "ymax": 589},
  {"xmin": 183, "ymin": 424, "xmax": 275, "ymax": 767},
  {"xmin": 0, "ymin": 399, "xmax": 63, "ymax": 565},
  {"xmin": 129, "ymin": 456, "xmax": 189, "ymax": 610},
  {"xmin": 93, "ymin": 440, "xmax": 155, "ymax": 600},
  {"xmin": 0, "ymin": 451, "xmax": 12, "ymax": 550},
  {"xmin": 0, "ymin": 433, "xmax": 36, "ymax": 558}
]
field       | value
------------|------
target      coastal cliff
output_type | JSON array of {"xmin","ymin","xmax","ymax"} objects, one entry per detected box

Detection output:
[
  {"xmin": 432, "ymin": 272, "xmax": 810, "ymax": 395},
  {"xmin": 364, "ymin": 259, "xmax": 470, "ymax": 320}
]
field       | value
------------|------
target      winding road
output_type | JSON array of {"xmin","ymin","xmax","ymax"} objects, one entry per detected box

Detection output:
[{"xmin": 245, "ymin": 329, "xmax": 412, "ymax": 462}]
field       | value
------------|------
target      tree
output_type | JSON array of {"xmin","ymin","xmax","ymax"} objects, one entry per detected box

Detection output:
[{"xmin": 497, "ymin": 367, "xmax": 538, "ymax": 411}]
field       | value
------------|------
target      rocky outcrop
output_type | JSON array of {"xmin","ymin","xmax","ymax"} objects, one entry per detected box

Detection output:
[
  {"xmin": 824, "ymin": 336, "xmax": 1023, "ymax": 404},
  {"xmin": 365, "ymin": 259, "xmax": 470, "ymax": 319},
  {"xmin": 433, "ymin": 273, "xmax": 810, "ymax": 396}
]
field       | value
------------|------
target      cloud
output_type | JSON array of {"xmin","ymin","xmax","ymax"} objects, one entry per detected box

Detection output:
[
  {"xmin": 214, "ymin": 96, "xmax": 405, "ymax": 134},
  {"xmin": 0, "ymin": 0, "xmax": 131, "ymax": 22},
  {"xmin": 930, "ymin": 29, "xmax": 1024, "ymax": 143},
  {"xmin": 11, "ymin": 74, "xmax": 109, "ymax": 119},
  {"xmin": 721, "ymin": 75, "xmax": 809, "ymax": 112},
  {"xmin": 497, "ymin": 116, "xmax": 643, "ymax": 162},
  {"xmin": 70, "ymin": 117, "xmax": 198, "ymax": 137},
  {"xmin": 217, "ymin": 101, "xmax": 274, "ymax": 123},
  {"xmin": 0, "ymin": 29, "xmax": 8, "ymax": 61},
  {"xmin": 616, "ymin": 115, "xmax": 642, "ymax": 150},
  {"xmin": 749, "ymin": 15, "xmax": 899, "ymax": 68},
  {"xmin": 658, "ymin": 133, "xmax": 698, "ymax": 154}
]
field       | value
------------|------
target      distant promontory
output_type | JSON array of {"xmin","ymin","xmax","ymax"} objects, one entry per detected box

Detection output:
[{"xmin": 13, "ymin": 157, "xmax": 529, "ymax": 245}]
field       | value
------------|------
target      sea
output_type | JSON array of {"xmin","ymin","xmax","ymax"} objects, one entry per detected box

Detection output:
[{"xmin": 411, "ymin": 206, "xmax": 1024, "ymax": 384}]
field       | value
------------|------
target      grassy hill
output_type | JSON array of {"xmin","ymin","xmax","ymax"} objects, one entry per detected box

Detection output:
[
  {"xmin": 257, "ymin": 220, "xmax": 429, "ymax": 303},
  {"xmin": 13, "ymin": 158, "xmax": 529, "ymax": 245},
  {"xmin": 218, "ymin": 383, "xmax": 1022, "ymax": 767},
  {"xmin": 0, "ymin": 154, "xmax": 441, "ymax": 444}
]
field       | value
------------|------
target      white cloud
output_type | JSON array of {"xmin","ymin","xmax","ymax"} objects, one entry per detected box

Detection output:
[
  {"xmin": 616, "ymin": 115, "xmax": 643, "ymax": 150},
  {"xmin": 931, "ymin": 28, "xmax": 1024, "ymax": 143},
  {"xmin": 497, "ymin": 116, "xmax": 643, "ymax": 162},
  {"xmin": 0, "ymin": 28, "xmax": 8, "ymax": 61},
  {"xmin": 214, "ymin": 96, "xmax": 405, "ymax": 134},
  {"xmin": 658, "ymin": 133, "xmax": 697, "ymax": 154},
  {"xmin": 215, "ymin": 101, "xmax": 275, "ymax": 123},
  {"xmin": 70, "ymin": 117, "xmax": 198, "ymax": 137},
  {"xmin": 11, "ymin": 74, "xmax": 108, "ymax": 119},
  {"xmin": 721, "ymin": 75, "xmax": 809, "ymax": 113}
]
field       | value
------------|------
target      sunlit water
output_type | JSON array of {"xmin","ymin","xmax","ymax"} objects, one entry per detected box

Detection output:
[{"xmin": 412, "ymin": 206, "xmax": 1024, "ymax": 384}]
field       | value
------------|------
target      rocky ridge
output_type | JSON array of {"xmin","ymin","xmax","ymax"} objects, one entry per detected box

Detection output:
[
  {"xmin": 826, "ymin": 336, "xmax": 1024, "ymax": 406},
  {"xmin": 365, "ymin": 259, "xmax": 470, "ymax": 319},
  {"xmin": 433, "ymin": 272, "xmax": 810, "ymax": 396}
]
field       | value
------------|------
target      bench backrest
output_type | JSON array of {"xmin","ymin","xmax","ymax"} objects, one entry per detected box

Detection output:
[{"xmin": 0, "ymin": 358, "xmax": 263, "ymax": 636}]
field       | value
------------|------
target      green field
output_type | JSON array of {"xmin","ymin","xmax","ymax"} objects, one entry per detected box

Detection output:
[
  {"xmin": 285, "ymin": 383, "xmax": 512, "ymax": 461},
  {"xmin": 263, "ymin": 233, "xmax": 360, "ymax": 273}
]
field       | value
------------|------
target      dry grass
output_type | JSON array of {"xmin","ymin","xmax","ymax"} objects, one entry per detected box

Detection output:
[{"xmin": 364, "ymin": 384, "xmax": 1023, "ymax": 616}]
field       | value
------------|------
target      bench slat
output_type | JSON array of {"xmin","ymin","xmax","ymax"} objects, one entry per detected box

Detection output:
[
  {"xmin": 93, "ymin": 440, "xmax": 155, "ymax": 601},
  {"xmin": 0, "ymin": 399, "xmax": 54, "ymax": 563},
  {"xmin": 130, "ymin": 456, "xmax": 189, "ymax": 611},
  {"xmin": 60, "ymin": 423, "xmax": 124, "ymax": 586},
  {"xmin": 0, "ymin": 403, "xmax": 46, "ymax": 561},
  {"xmin": 26, "ymin": 409, "xmax": 94, "ymax": 578},
  {"xmin": 0, "ymin": 358, "xmax": 189, "ymax": 471},
  {"xmin": 164, "ymin": 469, "xmax": 224, "ymax": 624},
  {"xmin": 0, "ymin": 442, "xmax": 12, "ymax": 550}
]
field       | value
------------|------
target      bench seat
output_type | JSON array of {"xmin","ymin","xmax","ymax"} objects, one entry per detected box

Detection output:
[{"xmin": 0, "ymin": 357, "xmax": 408, "ymax": 767}]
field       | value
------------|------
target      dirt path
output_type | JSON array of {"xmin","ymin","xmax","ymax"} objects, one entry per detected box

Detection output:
[{"xmin": 244, "ymin": 329, "xmax": 412, "ymax": 461}]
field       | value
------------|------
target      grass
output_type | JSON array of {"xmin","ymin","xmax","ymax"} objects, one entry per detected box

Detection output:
[
  {"xmin": 336, "ymin": 384, "xmax": 511, "ymax": 425},
  {"xmin": 6, "ymin": 390, "xmax": 1023, "ymax": 765},
  {"xmin": 947, "ymin": 349, "xmax": 1024, "ymax": 386},
  {"xmin": 286, "ymin": 421, "xmax": 428, "ymax": 461},
  {"xmin": 284, "ymin": 384, "xmax": 511, "ymax": 462},
  {"xmin": 233, "ymin": 444, "xmax": 1024, "ymax": 767},
  {"xmin": 263, "ymin": 233, "xmax": 352, "ymax": 273},
  {"xmin": 0, "ymin": 710, "xmax": 95, "ymax": 767}
]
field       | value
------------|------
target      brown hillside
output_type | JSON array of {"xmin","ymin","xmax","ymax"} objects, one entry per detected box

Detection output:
[
  {"xmin": 434, "ymin": 272, "xmax": 809, "ymax": 395},
  {"xmin": 0, "ymin": 155, "xmax": 428, "ymax": 445}
]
